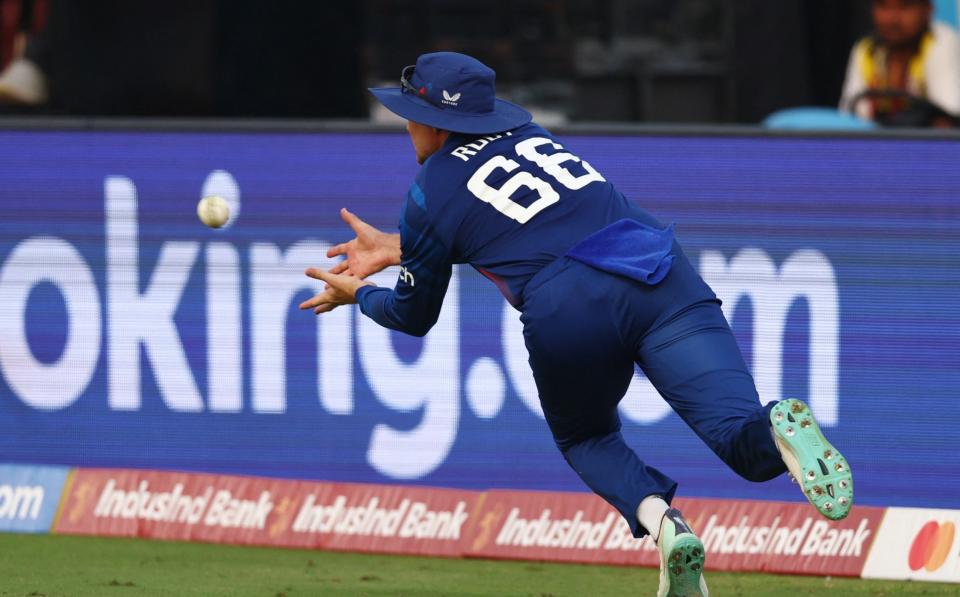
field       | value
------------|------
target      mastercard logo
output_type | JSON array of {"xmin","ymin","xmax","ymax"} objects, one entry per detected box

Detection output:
[{"xmin": 908, "ymin": 520, "xmax": 955, "ymax": 572}]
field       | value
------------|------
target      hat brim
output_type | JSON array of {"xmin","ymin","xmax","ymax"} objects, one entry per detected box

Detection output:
[{"xmin": 369, "ymin": 87, "xmax": 532, "ymax": 135}]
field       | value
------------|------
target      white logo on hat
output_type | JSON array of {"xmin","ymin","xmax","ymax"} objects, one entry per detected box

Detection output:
[{"xmin": 442, "ymin": 90, "xmax": 461, "ymax": 106}]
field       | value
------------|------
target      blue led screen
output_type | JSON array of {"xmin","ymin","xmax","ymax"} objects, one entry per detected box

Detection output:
[{"xmin": 0, "ymin": 128, "xmax": 956, "ymax": 509}]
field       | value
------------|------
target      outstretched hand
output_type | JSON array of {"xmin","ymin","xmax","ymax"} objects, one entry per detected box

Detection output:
[
  {"xmin": 326, "ymin": 208, "xmax": 401, "ymax": 279},
  {"xmin": 299, "ymin": 268, "xmax": 374, "ymax": 314}
]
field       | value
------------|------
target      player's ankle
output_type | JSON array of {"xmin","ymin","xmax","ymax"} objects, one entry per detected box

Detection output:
[{"xmin": 637, "ymin": 494, "xmax": 670, "ymax": 542}]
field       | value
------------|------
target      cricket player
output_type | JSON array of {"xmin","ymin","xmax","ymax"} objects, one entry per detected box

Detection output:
[{"xmin": 301, "ymin": 52, "xmax": 853, "ymax": 597}]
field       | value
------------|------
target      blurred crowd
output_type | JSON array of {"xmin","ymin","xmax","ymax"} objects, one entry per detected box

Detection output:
[
  {"xmin": 0, "ymin": 0, "xmax": 365, "ymax": 117},
  {"xmin": 0, "ymin": 0, "xmax": 956, "ymax": 128}
]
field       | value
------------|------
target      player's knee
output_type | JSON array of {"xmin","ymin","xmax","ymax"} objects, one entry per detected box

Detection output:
[
  {"xmin": 726, "ymin": 458, "xmax": 783, "ymax": 482},
  {"xmin": 735, "ymin": 466, "xmax": 781, "ymax": 483}
]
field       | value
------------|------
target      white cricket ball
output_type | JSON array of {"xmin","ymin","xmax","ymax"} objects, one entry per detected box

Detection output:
[{"xmin": 197, "ymin": 195, "xmax": 230, "ymax": 228}]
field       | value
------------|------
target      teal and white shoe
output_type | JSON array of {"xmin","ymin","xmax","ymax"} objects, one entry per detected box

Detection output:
[
  {"xmin": 656, "ymin": 508, "xmax": 708, "ymax": 597},
  {"xmin": 770, "ymin": 399, "xmax": 853, "ymax": 520}
]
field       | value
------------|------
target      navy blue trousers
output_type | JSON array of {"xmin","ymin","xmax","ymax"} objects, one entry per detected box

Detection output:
[{"xmin": 520, "ymin": 253, "xmax": 786, "ymax": 537}]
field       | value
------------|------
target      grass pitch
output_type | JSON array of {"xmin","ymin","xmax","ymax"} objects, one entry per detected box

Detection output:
[{"xmin": 0, "ymin": 533, "xmax": 955, "ymax": 596}]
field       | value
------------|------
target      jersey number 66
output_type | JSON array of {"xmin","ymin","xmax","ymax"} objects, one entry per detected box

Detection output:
[{"xmin": 466, "ymin": 137, "xmax": 606, "ymax": 224}]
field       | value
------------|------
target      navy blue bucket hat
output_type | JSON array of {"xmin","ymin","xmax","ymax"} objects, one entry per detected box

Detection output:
[{"xmin": 369, "ymin": 52, "xmax": 532, "ymax": 135}]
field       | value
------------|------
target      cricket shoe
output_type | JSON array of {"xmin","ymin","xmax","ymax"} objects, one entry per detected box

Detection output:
[
  {"xmin": 656, "ymin": 508, "xmax": 708, "ymax": 597},
  {"xmin": 771, "ymin": 399, "xmax": 853, "ymax": 520}
]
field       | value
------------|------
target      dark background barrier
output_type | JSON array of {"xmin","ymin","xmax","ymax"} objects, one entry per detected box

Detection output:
[{"xmin": 0, "ymin": 122, "xmax": 957, "ymax": 510}]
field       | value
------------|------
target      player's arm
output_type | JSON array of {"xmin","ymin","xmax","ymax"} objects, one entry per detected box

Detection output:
[
  {"xmin": 302, "ymin": 194, "xmax": 454, "ymax": 336},
  {"xmin": 350, "ymin": 215, "xmax": 453, "ymax": 337}
]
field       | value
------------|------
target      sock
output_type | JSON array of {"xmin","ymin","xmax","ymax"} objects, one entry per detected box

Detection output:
[
  {"xmin": 771, "ymin": 424, "xmax": 802, "ymax": 480},
  {"xmin": 637, "ymin": 495, "xmax": 670, "ymax": 542}
]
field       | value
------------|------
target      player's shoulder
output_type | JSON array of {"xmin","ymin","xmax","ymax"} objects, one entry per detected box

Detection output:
[
  {"xmin": 408, "ymin": 154, "xmax": 459, "ymax": 217},
  {"xmin": 432, "ymin": 122, "xmax": 553, "ymax": 170},
  {"xmin": 413, "ymin": 123, "xmax": 536, "ymax": 189},
  {"xmin": 410, "ymin": 122, "xmax": 559, "ymax": 211}
]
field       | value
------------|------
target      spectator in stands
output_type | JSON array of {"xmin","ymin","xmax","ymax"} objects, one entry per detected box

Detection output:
[
  {"xmin": 0, "ymin": 0, "xmax": 48, "ymax": 107},
  {"xmin": 0, "ymin": 0, "xmax": 218, "ymax": 115},
  {"xmin": 0, "ymin": 1, "xmax": 366, "ymax": 118},
  {"xmin": 840, "ymin": 0, "xmax": 960, "ymax": 126}
]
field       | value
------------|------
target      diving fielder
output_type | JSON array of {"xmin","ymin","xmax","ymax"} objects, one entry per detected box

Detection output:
[{"xmin": 301, "ymin": 52, "xmax": 853, "ymax": 597}]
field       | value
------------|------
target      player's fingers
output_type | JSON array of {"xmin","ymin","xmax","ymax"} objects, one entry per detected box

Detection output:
[
  {"xmin": 328, "ymin": 260, "xmax": 350, "ymax": 275},
  {"xmin": 298, "ymin": 295, "xmax": 319, "ymax": 310},
  {"xmin": 306, "ymin": 267, "xmax": 353, "ymax": 293},
  {"xmin": 314, "ymin": 303, "xmax": 340, "ymax": 315},
  {"xmin": 326, "ymin": 243, "xmax": 348, "ymax": 258},
  {"xmin": 298, "ymin": 290, "xmax": 333, "ymax": 310},
  {"xmin": 304, "ymin": 267, "xmax": 331, "ymax": 282},
  {"xmin": 341, "ymin": 208, "xmax": 368, "ymax": 234}
]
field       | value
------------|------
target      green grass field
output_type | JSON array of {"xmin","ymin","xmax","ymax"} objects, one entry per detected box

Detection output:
[{"xmin": 0, "ymin": 533, "xmax": 955, "ymax": 596}]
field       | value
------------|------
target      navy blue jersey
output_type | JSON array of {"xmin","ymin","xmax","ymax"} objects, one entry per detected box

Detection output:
[{"xmin": 355, "ymin": 122, "xmax": 678, "ymax": 336}]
